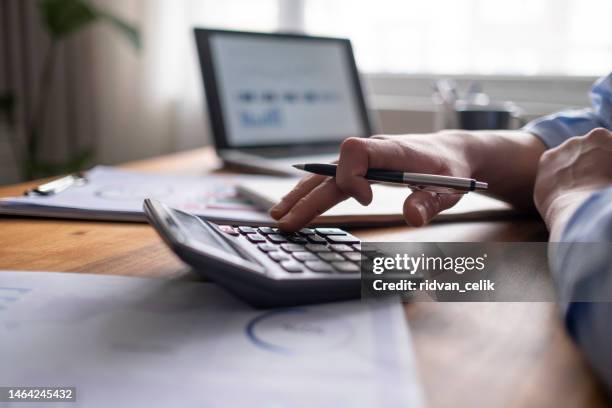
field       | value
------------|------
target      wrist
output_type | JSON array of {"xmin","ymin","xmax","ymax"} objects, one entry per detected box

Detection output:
[
  {"xmin": 435, "ymin": 130, "xmax": 482, "ymax": 177},
  {"xmin": 544, "ymin": 190, "xmax": 594, "ymax": 241}
]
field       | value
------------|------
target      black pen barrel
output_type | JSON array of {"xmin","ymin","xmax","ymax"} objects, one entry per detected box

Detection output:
[{"xmin": 303, "ymin": 164, "xmax": 404, "ymax": 184}]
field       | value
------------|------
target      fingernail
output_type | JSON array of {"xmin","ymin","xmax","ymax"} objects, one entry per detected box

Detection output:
[{"xmin": 414, "ymin": 203, "xmax": 428, "ymax": 226}]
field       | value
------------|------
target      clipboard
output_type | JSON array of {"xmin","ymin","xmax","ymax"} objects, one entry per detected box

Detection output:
[{"xmin": 0, "ymin": 166, "xmax": 274, "ymax": 225}]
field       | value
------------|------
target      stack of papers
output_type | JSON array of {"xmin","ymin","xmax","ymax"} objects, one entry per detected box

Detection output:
[
  {"xmin": 0, "ymin": 271, "xmax": 425, "ymax": 407},
  {"xmin": 0, "ymin": 166, "xmax": 515, "ymax": 227}
]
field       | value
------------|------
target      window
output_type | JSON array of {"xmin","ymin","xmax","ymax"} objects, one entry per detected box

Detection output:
[
  {"xmin": 186, "ymin": 0, "xmax": 612, "ymax": 77},
  {"xmin": 303, "ymin": 0, "xmax": 612, "ymax": 76},
  {"xmin": 188, "ymin": 0, "xmax": 279, "ymax": 32}
]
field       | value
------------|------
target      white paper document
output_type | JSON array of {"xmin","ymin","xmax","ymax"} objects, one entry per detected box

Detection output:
[
  {"xmin": 0, "ymin": 166, "xmax": 274, "ymax": 225},
  {"xmin": 238, "ymin": 177, "xmax": 515, "ymax": 226},
  {"xmin": 0, "ymin": 272, "xmax": 424, "ymax": 407}
]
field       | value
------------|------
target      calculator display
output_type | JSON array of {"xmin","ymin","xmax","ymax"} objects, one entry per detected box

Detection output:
[{"xmin": 171, "ymin": 210, "xmax": 240, "ymax": 257}]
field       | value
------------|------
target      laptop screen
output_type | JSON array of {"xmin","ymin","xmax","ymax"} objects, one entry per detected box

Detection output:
[{"xmin": 198, "ymin": 30, "xmax": 370, "ymax": 148}]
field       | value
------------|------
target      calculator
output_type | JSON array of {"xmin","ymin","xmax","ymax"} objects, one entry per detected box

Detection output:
[{"xmin": 143, "ymin": 199, "xmax": 362, "ymax": 307}]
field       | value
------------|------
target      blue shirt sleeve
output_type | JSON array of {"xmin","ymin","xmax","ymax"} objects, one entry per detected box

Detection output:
[
  {"xmin": 523, "ymin": 73, "xmax": 612, "ymax": 148},
  {"xmin": 551, "ymin": 187, "xmax": 612, "ymax": 393}
]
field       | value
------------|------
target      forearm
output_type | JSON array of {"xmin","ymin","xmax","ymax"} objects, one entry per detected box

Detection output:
[
  {"xmin": 550, "ymin": 187, "xmax": 612, "ymax": 393},
  {"xmin": 436, "ymin": 130, "xmax": 547, "ymax": 211}
]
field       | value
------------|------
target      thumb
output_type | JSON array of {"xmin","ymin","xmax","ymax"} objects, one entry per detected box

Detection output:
[{"xmin": 403, "ymin": 190, "xmax": 463, "ymax": 227}]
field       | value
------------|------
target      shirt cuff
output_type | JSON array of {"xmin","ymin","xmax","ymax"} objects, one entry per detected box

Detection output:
[{"xmin": 523, "ymin": 108, "xmax": 603, "ymax": 149}]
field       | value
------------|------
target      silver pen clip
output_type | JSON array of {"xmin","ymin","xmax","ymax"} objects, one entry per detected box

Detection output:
[{"xmin": 25, "ymin": 172, "xmax": 88, "ymax": 196}]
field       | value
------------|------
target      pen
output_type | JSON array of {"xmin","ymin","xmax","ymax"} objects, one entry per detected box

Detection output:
[
  {"xmin": 24, "ymin": 172, "xmax": 87, "ymax": 196},
  {"xmin": 292, "ymin": 163, "xmax": 488, "ymax": 192}
]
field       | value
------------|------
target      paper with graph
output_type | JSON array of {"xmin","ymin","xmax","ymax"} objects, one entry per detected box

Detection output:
[
  {"xmin": 0, "ymin": 166, "xmax": 274, "ymax": 225},
  {"xmin": 0, "ymin": 271, "xmax": 424, "ymax": 407}
]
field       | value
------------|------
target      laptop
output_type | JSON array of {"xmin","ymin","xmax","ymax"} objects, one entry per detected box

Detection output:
[{"xmin": 194, "ymin": 28, "xmax": 374, "ymax": 175}]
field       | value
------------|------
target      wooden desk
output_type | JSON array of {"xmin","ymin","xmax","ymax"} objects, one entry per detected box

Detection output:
[{"xmin": 0, "ymin": 148, "xmax": 607, "ymax": 407}]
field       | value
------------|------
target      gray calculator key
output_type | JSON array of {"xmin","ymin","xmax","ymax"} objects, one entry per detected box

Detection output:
[
  {"xmin": 258, "ymin": 227, "xmax": 277, "ymax": 235},
  {"xmin": 267, "ymin": 234, "xmax": 289, "ymax": 243},
  {"xmin": 238, "ymin": 226, "xmax": 256, "ymax": 234},
  {"xmin": 343, "ymin": 252, "xmax": 362, "ymax": 262},
  {"xmin": 292, "ymin": 252, "xmax": 319, "ymax": 262},
  {"xmin": 269, "ymin": 252, "xmax": 290, "ymax": 262},
  {"xmin": 257, "ymin": 243, "xmax": 277, "ymax": 252},
  {"xmin": 330, "ymin": 244, "xmax": 354, "ymax": 252},
  {"xmin": 305, "ymin": 261, "xmax": 335, "ymax": 273},
  {"xmin": 299, "ymin": 228, "xmax": 316, "ymax": 235},
  {"xmin": 317, "ymin": 252, "xmax": 345, "ymax": 262},
  {"xmin": 305, "ymin": 244, "xmax": 331, "ymax": 252},
  {"xmin": 280, "ymin": 261, "xmax": 304, "ymax": 273},
  {"xmin": 307, "ymin": 234, "xmax": 327, "ymax": 244},
  {"xmin": 332, "ymin": 261, "xmax": 360, "ymax": 273},
  {"xmin": 315, "ymin": 228, "xmax": 346, "ymax": 236},
  {"xmin": 280, "ymin": 243, "xmax": 306, "ymax": 252},
  {"xmin": 246, "ymin": 233, "xmax": 267, "ymax": 243},
  {"xmin": 287, "ymin": 235, "xmax": 309, "ymax": 244},
  {"xmin": 326, "ymin": 234, "xmax": 360, "ymax": 244}
]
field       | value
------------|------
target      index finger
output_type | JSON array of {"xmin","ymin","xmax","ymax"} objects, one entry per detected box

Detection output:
[
  {"xmin": 277, "ymin": 178, "xmax": 349, "ymax": 232},
  {"xmin": 269, "ymin": 174, "xmax": 327, "ymax": 220}
]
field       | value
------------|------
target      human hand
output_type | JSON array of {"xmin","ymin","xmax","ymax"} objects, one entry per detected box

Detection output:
[
  {"xmin": 534, "ymin": 128, "xmax": 612, "ymax": 240},
  {"xmin": 270, "ymin": 133, "xmax": 475, "ymax": 232}
]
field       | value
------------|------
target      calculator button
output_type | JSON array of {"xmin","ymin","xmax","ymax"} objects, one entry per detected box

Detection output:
[
  {"xmin": 280, "ymin": 261, "xmax": 304, "ymax": 273},
  {"xmin": 280, "ymin": 243, "xmax": 306, "ymax": 253},
  {"xmin": 352, "ymin": 244, "xmax": 361, "ymax": 251},
  {"xmin": 299, "ymin": 228, "xmax": 316, "ymax": 235},
  {"xmin": 246, "ymin": 233, "xmax": 267, "ymax": 243},
  {"xmin": 292, "ymin": 252, "xmax": 319, "ymax": 262},
  {"xmin": 258, "ymin": 227, "xmax": 277, "ymax": 235},
  {"xmin": 238, "ymin": 226, "xmax": 256, "ymax": 234},
  {"xmin": 218, "ymin": 225, "xmax": 239, "ymax": 236},
  {"xmin": 315, "ymin": 228, "xmax": 346, "ymax": 236},
  {"xmin": 343, "ymin": 252, "xmax": 362, "ymax": 262},
  {"xmin": 287, "ymin": 235, "xmax": 309, "ymax": 244},
  {"xmin": 305, "ymin": 261, "xmax": 335, "ymax": 273},
  {"xmin": 306, "ymin": 234, "xmax": 327, "ymax": 244},
  {"xmin": 326, "ymin": 234, "xmax": 360, "ymax": 244},
  {"xmin": 268, "ymin": 252, "xmax": 290, "ymax": 262},
  {"xmin": 332, "ymin": 261, "xmax": 360, "ymax": 273},
  {"xmin": 267, "ymin": 234, "xmax": 289, "ymax": 243},
  {"xmin": 330, "ymin": 244, "xmax": 354, "ymax": 252},
  {"xmin": 317, "ymin": 252, "xmax": 345, "ymax": 262},
  {"xmin": 257, "ymin": 243, "xmax": 277, "ymax": 252},
  {"xmin": 305, "ymin": 244, "xmax": 331, "ymax": 252}
]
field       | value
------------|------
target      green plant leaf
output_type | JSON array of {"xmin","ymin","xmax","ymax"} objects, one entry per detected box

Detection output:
[
  {"xmin": 38, "ymin": 0, "xmax": 141, "ymax": 50},
  {"xmin": 39, "ymin": 0, "xmax": 98, "ymax": 38},
  {"xmin": 95, "ymin": 9, "xmax": 142, "ymax": 50}
]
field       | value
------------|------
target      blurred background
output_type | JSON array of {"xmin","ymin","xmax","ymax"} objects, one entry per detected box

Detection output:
[{"xmin": 1, "ymin": 0, "xmax": 611, "ymax": 184}]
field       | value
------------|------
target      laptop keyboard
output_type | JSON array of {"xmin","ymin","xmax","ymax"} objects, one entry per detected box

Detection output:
[{"xmin": 218, "ymin": 226, "xmax": 361, "ymax": 274}]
